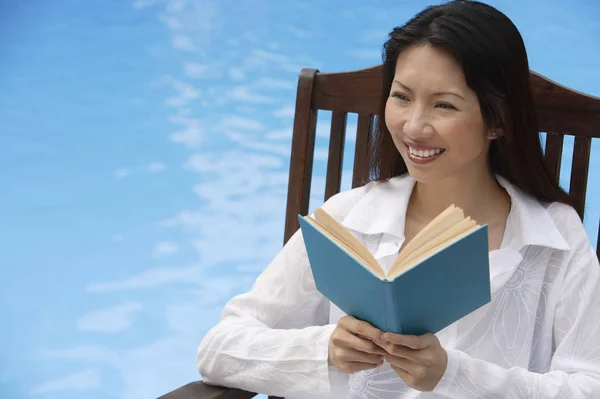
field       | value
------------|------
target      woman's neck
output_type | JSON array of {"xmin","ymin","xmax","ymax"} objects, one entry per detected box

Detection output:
[{"xmin": 408, "ymin": 169, "xmax": 511, "ymax": 226}]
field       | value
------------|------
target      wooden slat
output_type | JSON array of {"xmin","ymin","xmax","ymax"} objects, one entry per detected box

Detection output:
[
  {"xmin": 283, "ymin": 69, "xmax": 318, "ymax": 245},
  {"xmin": 324, "ymin": 111, "xmax": 347, "ymax": 201},
  {"xmin": 536, "ymin": 109, "xmax": 600, "ymax": 137},
  {"xmin": 158, "ymin": 382, "xmax": 257, "ymax": 399},
  {"xmin": 530, "ymin": 72, "xmax": 600, "ymax": 137},
  {"xmin": 544, "ymin": 132, "xmax": 564, "ymax": 184},
  {"xmin": 313, "ymin": 65, "xmax": 383, "ymax": 115},
  {"xmin": 569, "ymin": 135, "xmax": 592, "ymax": 220},
  {"xmin": 352, "ymin": 114, "xmax": 373, "ymax": 188}
]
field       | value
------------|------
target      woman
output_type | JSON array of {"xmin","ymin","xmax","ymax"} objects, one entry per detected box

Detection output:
[{"xmin": 197, "ymin": 1, "xmax": 600, "ymax": 398}]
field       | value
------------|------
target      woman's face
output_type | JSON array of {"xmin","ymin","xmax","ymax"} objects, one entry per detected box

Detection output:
[{"xmin": 385, "ymin": 44, "xmax": 495, "ymax": 184}]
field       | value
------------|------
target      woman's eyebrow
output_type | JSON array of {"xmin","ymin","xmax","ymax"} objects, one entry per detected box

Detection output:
[{"xmin": 392, "ymin": 80, "xmax": 465, "ymax": 101}]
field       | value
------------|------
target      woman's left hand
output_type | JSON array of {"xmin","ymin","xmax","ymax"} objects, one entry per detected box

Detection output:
[{"xmin": 375, "ymin": 332, "xmax": 448, "ymax": 392}]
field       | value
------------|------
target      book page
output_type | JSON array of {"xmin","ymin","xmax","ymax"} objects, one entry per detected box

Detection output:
[
  {"xmin": 307, "ymin": 210, "xmax": 386, "ymax": 279},
  {"xmin": 396, "ymin": 217, "xmax": 476, "ymax": 269},
  {"xmin": 305, "ymin": 216, "xmax": 367, "ymax": 265},
  {"xmin": 390, "ymin": 216, "xmax": 476, "ymax": 275},
  {"xmin": 395, "ymin": 204, "xmax": 465, "ymax": 262},
  {"xmin": 388, "ymin": 218, "xmax": 478, "ymax": 279}
]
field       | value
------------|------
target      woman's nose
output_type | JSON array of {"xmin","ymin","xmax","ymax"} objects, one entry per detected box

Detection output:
[{"xmin": 403, "ymin": 108, "xmax": 434, "ymax": 139}]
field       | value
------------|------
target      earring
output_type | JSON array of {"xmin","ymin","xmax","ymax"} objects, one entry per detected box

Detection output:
[{"xmin": 491, "ymin": 130, "xmax": 500, "ymax": 137}]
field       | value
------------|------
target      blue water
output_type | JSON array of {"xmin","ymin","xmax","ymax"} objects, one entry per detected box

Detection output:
[{"xmin": 0, "ymin": 0, "xmax": 598, "ymax": 398}]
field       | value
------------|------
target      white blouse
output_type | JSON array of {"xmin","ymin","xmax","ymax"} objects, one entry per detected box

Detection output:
[{"xmin": 196, "ymin": 174, "xmax": 600, "ymax": 398}]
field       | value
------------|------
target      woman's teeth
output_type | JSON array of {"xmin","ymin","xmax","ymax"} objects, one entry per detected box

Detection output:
[{"xmin": 408, "ymin": 146, "xmax": 443, "ymax": 158}]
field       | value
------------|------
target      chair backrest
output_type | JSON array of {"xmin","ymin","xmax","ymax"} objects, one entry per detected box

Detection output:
[{"xmin": 283, "ymin": 65, "xmax": 600, "ymax": 260}]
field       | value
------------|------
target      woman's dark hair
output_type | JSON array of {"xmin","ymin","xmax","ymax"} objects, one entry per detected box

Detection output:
[{"xmin": 368, "ymin": 0, "xmax": 576, "ymax": 207}]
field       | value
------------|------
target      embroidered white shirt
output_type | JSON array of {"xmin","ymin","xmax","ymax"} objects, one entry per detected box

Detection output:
[{"xmin": 196, "ymin": 174, "xmax": 600, "ymax": 398}]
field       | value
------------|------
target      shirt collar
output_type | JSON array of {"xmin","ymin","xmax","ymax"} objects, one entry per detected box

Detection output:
[
  {"xmin": 340, "ymin": 173, "xmax": 570, "ymax": 252},
  {"xmin": 496, "ymin": 176, "xmax": 570, "ymax": 251},
  {"xmin": 341, "ymin": 174, "xmax": 415, "ymax": 240}
]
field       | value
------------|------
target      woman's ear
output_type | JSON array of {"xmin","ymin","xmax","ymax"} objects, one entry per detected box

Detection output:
[{"xmin": 487, "ymin": 128, "xmax": 504, "ymax": 140}]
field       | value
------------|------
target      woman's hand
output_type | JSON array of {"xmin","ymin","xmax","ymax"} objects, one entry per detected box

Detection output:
[
  {"xmin": 376, "ymin": 332, "xmax": 448, "ymax": 391},
  {"xmin": 328, "ymin": 315, "xmax": 388, "ymax": 374}
]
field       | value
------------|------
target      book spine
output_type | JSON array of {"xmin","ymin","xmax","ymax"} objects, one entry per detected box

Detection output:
[{"xmin": 385, "ymin": 281, "xmax": 403, "ymax": 334}]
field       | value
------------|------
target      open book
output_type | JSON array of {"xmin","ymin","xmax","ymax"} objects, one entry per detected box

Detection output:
[{"xmin": 298, "ymin": 204, "xmax": 491, "ymax": 335}]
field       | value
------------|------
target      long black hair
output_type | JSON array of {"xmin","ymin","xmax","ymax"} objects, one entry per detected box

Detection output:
[{"xmin": 367, "ymin": 0, "xmax": 576, "ymax": 207}]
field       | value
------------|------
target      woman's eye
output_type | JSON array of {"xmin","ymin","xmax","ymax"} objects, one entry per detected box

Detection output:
[
  {"xmin": 392, "ymin": 93, "xmax": 409, "ymax": 101},
  {"xmin": 436, "ymin": 102, "xmax": 456, "ymax": 110}
]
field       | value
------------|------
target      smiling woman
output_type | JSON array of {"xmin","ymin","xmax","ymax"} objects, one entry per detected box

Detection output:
[
  {"xmin": 387, "ymin": 45, "xmax": 488, "ymax": 176},
  {"xmin": 193, "ymin": 1, "xmax": 600, "ymax": 398},
  {"xmin": 370, "ymin": 1, "xmax": 575, "ymax": 212}
]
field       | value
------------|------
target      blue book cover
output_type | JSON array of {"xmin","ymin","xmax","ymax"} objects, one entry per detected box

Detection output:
[{"xmin": 298, "ymin": 213, "xmax": 491, "ymax": 335}]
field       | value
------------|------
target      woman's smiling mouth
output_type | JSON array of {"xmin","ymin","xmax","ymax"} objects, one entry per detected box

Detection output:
[{"xmin": 405, "ymin": 142, "xmax": 446, "ymax": 164}]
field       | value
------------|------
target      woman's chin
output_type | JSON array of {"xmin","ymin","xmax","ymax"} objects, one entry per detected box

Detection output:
[
  {"xmin": 407, "ymin": 170, "xmax": 433, "ymax": 183},
  {"xmin": 405, "ymin": 164, "xmax": 443, "ymax": 184}
]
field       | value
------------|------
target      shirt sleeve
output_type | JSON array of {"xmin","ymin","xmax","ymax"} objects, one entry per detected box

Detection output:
[
  {"xmin": 433, "ymin": 229, "xmax": 600, "ymax": 398},
  {"xmin": 196, "ymin": 225, "xmax": 338, "ymax": 398}
]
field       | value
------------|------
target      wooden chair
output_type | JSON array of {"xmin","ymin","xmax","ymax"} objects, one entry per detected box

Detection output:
[{"xmin": 158, "ymin": 64, "xmax": 600, "ymax": 399}]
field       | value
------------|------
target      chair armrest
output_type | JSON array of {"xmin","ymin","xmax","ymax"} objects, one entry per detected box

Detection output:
[{"xmin": 157, "ymin": 381, "xmax": 258, "ymax": 399}]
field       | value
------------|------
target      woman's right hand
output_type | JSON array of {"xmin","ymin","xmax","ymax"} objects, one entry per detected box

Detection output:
[{"xmin": 328, "ymin": 315, "xmax": 387, "ymax": 374}]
